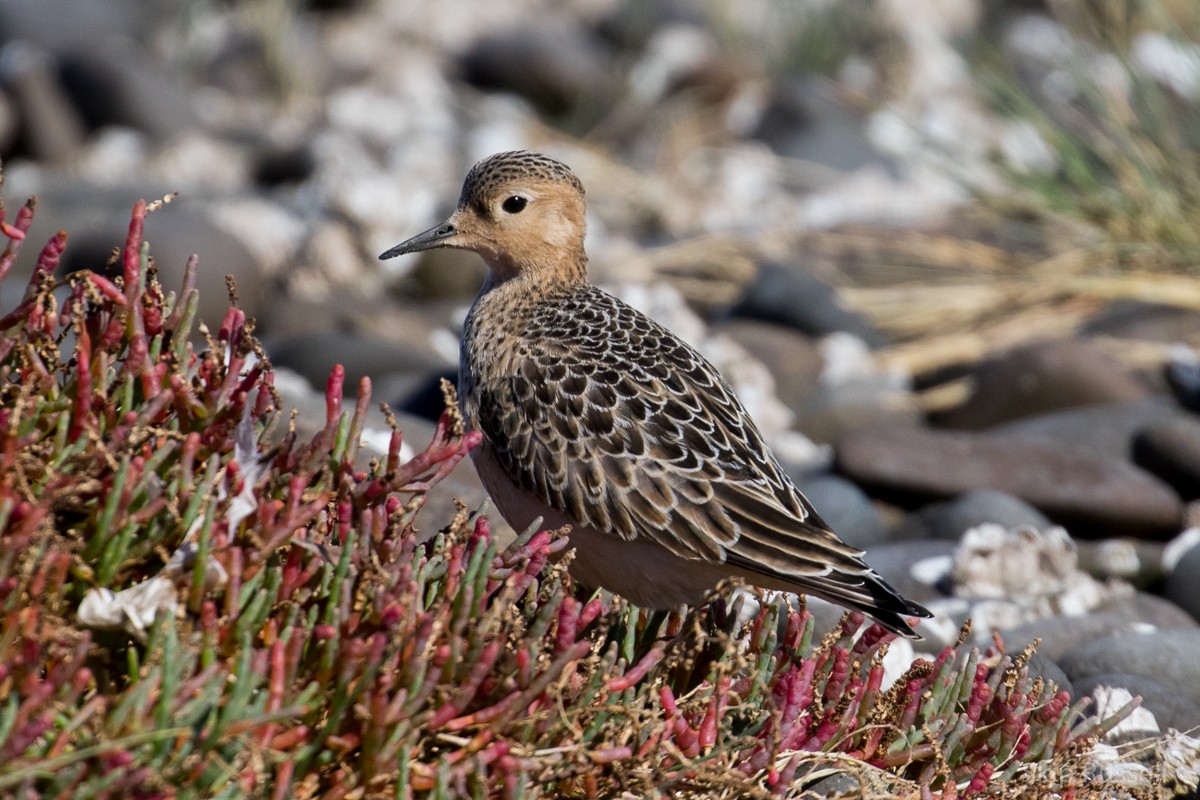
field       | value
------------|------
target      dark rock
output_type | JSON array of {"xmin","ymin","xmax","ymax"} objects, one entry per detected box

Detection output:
[
  {"xmin": 52, "ymin": 200, "xmax": 267, "ymax": 329},
  {"xmin": 999, "ymin": 594, "xmax": 1197, "ymax": 663},
  {"xmin": 753, "ymin": 76, "xmax": 895, "ymax": 175},
  {"xmin": 265, "ymin": 331, "xmax": 447, "ymax": 393},
  {"xmin": 794, "ymin": 473, "xmax": 887, "ymax": 550},
  {"xmin": 1075, "ymin": 540, "xmax": 1168, "ymax": 586},
  {"xmin": 459, "ymin": 26, "xmax": 616, "ymax": 118},
  {"xmin": 795, "ymin": 770, "xmax": 862, "ymax": 798},
  {"xmin": 985, "ymin": 398, "xmax": 1185, "ymax": 460},
  {"xmin": 0, "ymin": 0, "xmax": 162, "ymax": 53},
  {"xmin": 836, "ymin": 427, "xmax": 1183, "ymax": 537},
  {"xmin": 1165, "ymin": 348, "xmax": 1200, "ymax": 412},
  {"xmin": 1072, "ymin": 673, "xmax": 1200, "ymax": 733},
  {"xmin": 937, "ymin": 339, "xmax": 1147, "ymax": 430},
  {"xmin": 1058, "ymin": 629, "xmax": 1200, "ymax": 708},
  {"xmin": 1024, "ymin": 651, "xmax": 1073, "ymax": 696},
  {"xmin": 0, "ymin": 40, "xmax": 87, "ymax": 163},
  {"xmin": 1000, "ymin": 616, "xmax": 1130, "ymax": 664},
  {"xmin": 1092, "ymin": 591, "xmax": 1199, "ymax": 631},
  {"xmin": 1080, "ymin": 299, "xmax": 1200, "ymax": 346},
  {"xmin": 715, "ymin": 319, "xmax": 822, "ymax": 413},
  {"xmin": 731, "ymin": 262, "xmax": 887, "ymax": 347},
  {"xmin": 1135, "ymin": 416, "xmax": 1200, "ymax": 501},
  {"xmin": 57, "ymin": 40, "xmax": 193, "ymax": 142},
  {"xmin": 256, "ymin": 296, "xmax": 343, "ymax": 341},
  {"xmin": 593, "ymin": 0, "xmax": 705, "ymax": 51},
  {"xmin": 254, "ymin": 141, "xmax": 316, "ymax": 187},
  {"xmin": 395, "ymin": 370, "xmax": 460, "ymax": 423},
  {"xmin": 1165, "ymin": 542, "xmax": 1200, "ymax": 623},
  {"xmin": 794, "ymin": 375, "xmax": 921, "ymax": 446},
  {"xmin": 0, "ymin": 88, "xmax": 16, "ymax": 153},
  {"xmin": 860, "ymin": 539, "xmax": 956, "ymax": 606},
  {"xmin": 894, "ymin": 490, "xmax": 1053, "ymax": 541}
]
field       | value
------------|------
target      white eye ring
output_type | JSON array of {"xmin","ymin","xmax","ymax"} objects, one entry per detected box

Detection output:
[{"xmin": 502, "ymin": 195, "xmax": 528, "ymax": 214}]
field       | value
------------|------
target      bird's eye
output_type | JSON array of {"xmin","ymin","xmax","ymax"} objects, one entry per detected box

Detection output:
[{"xmin": 502, "ymin": 195, "xmax": 528, "ymax": 214}]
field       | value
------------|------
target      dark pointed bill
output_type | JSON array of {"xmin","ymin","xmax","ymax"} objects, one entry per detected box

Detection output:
[{"xmin": 379, "ymin": 221, "xmax": 457, "ymax": 260}]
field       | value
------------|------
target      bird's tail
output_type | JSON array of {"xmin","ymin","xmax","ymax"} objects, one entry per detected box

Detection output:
[{"xmin": 800, "ymin": 570, "xmax": 933, "ymax": 639}]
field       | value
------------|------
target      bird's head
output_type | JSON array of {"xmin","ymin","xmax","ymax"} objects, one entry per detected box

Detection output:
[{"xmin": 380, "ymin": 150, "xmax": 588, "ymax": 284}]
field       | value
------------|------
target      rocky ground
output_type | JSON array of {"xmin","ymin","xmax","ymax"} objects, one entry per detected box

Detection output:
[{"xmin": 2, "ymin": 0, "xmax": 1199, "ymax": 792}]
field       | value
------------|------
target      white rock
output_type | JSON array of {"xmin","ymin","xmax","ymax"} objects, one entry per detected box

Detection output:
[
  {"xmin": 1133, "ymin": 32, "xmax": 1200, "ymax": 100},
  {"xmin": 75, "ymin": 126, "xmax": 147, "ymax": 184},
  {"xmin": 1091, "ymin": 686, "xmax": 1160, "ymax": 738},
  {"xmin": 951, "ymin": 524, "xmax": 1133, "ymax": 631}
]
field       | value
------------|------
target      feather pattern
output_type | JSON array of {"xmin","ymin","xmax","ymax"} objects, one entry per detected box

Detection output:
[{"xmin": 462, "ymin": 280, "xmax": 929, "ymax": 635}]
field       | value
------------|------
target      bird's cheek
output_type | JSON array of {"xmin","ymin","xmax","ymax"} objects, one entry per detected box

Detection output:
[{"xmin": 541, "ymin": 213, "xmax": 575, "ymax": 248}]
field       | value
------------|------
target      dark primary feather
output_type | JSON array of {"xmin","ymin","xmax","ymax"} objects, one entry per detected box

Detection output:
[{"xmin": 464, "ymin": 282, "xmax": 931, "ymax": 636}]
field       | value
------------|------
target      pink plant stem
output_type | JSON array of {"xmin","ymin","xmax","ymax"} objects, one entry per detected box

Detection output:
[
  {"xmin": 69, "ymin": 323, "xmax": 92, "ymax": 442},
  {"xmin": 0, "ymin": 200, "xmax": 35, "ymax": 281},
  {"xmin": 607, "ymin": 642, "xmax": 665, "ymax": 691}
]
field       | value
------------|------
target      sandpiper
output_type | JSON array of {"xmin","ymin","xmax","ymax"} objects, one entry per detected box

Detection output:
[{"xmin": 381, "ymin": 150, "xmax": 931, "ymax": 638}]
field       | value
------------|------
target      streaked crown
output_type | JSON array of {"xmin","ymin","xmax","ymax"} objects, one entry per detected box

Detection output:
[{"xmin": 459, "ymin": 150, "xmax": 584, "ymax": 211}]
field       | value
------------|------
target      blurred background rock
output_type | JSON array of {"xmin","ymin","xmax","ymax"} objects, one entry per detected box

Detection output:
[{"xmin": 3, "ymin": 0, "xmax": 1200, "ymax": 733}]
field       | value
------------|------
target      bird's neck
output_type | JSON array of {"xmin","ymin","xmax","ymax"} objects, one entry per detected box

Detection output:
[{"xmin": 478, "ymin": 253, "xmax": 589, "ymax": 295}]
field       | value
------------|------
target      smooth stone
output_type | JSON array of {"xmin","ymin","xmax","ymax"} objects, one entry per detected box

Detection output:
[
  {"xmin": 1134, "ymin": 417, "xmax": 1200, "ymax": 500},
  {"xmin": 753, "ymin": 76, "xmax": 894, "ymax": 175},
  {"xmin": 1075, "ymin": 539, "xmax": 1168, "ymax": 586},
  {"xmin": 0, "ymin": 41, "xmax": 87, "ymax": 162},
  {"xmin": 1025, "ymin": 651, "xmax": 1073, "ymax": 696},
  {"xmin": 790, "ymin": 329, "xmax": 916, "ymax": 444},
  {"xmin": 1058, "ymin": 629, "xmax": 1200, "ymax": 708},
  {"xmin": 715, "ymin": 319, "xmax": 823, "ymax": 414},
  {"xmin": 1165, "ymin": 542, "xmax": 1200, "ymax": 623},
  {"xmin": 395, "ymin": 369, "xmax": 461, "ymax": 423},
  {"xmin": 835, "ymin": 427, "xmax": 1183, "ymax": 537},
  {"xmin": 1092, "ymin": 591, "xmax": 1199, "ymax": 631},
  {"xmin": 999, "ymin": 593, "xmax": 1196, "ymax": 664},
  {"xmin": 894, "ymin": 489, "xmax": 1053, "ymax": 541},
  {"xmin": 1080, "ymin": 299, "xmax": 1200, "ymax": 346},
  {"xmin": 264, "ymin": 331, "xmax": 447, "ymax": 393},
  {"xmin": 459, "ymin": 25, "xmax": 616, "ymax": 118},
  {"xmin": 1072, "ymin": 673, "xmax": 1200, "ymax": 733},
  {"xmin": 58, "ymin": 39, "xmax": 194, "ymax": 142},
  {"xmin": 794, "ymin": 473, "xmax": 887, "ymax": 550},
  {"xmin": 795, "ymin": 771, "xmax": 862, "ymax": 798},
  {"xmin": 0, "ymin": 0, "xmax": 161, "ymax": 53},
  {"xmin": 592, "ymin": 0, "xmax": 705, "ymax": 51},
  {"xmin": 860, "ymin": 539, "xmax": 957, "ymax": 606},
  {"xmin": 1165, "ymin": 348, "xmax": 1200, "ymax": 412},
  {"xmin": 793, "ymin": 375, "xmax": 922, "ymax": 446},
  {"xmin": 54, "ymin": 202, "xmax": 268, "ymax": 330},
  {"xmin": 0, "ymin": 88, "xmax": 16, "ymax": 153},
  {"xmin": 984, "ymin": 398, "xmax": 1182, "ymax": 460},
  {"xmin": 257, "ymin": 296, "xmax": 344, "ymax": 341},
  {"xmin": 937, "ymin": 339, "xmax": 1147, "ymax": 430},
  {"xmin": 731, "ymin": 262, "xmax": 887, "ymax": 347}
]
